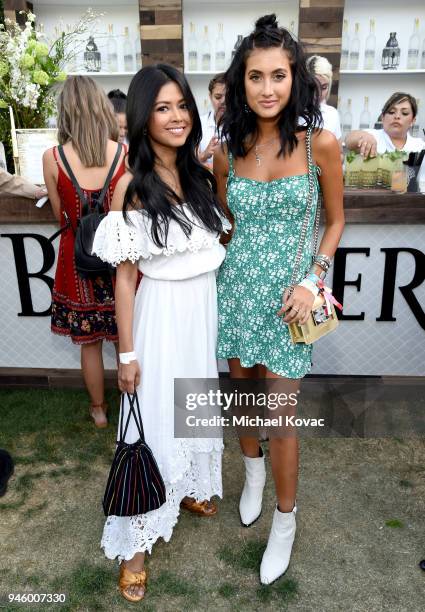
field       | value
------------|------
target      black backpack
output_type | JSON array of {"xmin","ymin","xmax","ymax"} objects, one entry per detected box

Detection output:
[{"xmin": 57, "ymin": 143, "xmax": 123, "ymax": 278}]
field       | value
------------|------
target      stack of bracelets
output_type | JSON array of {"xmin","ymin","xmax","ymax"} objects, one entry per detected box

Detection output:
[{"xmin": 297, "ymin": 254, "xmax": 332, "ymax": 297}]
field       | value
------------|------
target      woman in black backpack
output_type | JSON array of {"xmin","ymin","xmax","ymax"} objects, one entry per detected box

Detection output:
[{"xmin": 43, "ymin": 76, "xmax": 127, "ymax": 428}]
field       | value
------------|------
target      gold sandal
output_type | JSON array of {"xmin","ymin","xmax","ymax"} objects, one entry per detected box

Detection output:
[
  {"xmin": 119, "ymin": 564, "xmax": 147, "ymax": 603},
  {"xmin": 180, "ymin": 497, "xmax": 217, "ymax": 516},
  {"xmin": 89, "ymin": 402, "xmax": 108, "ymax": 428}
]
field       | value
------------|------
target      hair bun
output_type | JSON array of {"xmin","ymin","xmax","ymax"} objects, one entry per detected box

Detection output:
[{"xmin": 255, "ymin": 14, "xmax": 278, "ymax": 31}]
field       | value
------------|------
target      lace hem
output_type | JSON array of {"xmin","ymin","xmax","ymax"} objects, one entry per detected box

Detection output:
[
  {"xmin": 92, "ymin": 210, "xmax": 231, "ymax": 267},
  {"xmin": 101, "ymin": 449, "xmax": 222, "ymax": 560}
]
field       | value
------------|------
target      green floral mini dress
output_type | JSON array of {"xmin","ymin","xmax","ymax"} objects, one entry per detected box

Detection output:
[{"xmin": 217, "ymin": 145, "xmax": 320, "ymax": 378}]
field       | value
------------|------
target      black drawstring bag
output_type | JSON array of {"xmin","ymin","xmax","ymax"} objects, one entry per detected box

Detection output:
[
  {"xmin": 103, "ymin": 392, "xmax": 167, "ymax": 517},
  {"xmin": 56, "ymin": 143, "xmax": 122, "ymax": 278}
]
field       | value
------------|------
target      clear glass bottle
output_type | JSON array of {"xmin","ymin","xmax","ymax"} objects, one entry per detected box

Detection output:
[
  {"xmin": 421, "ymin": 35, "xmax": 425, "ymax": 69},
  {"xmin": 188, "ymin": 22, "xmax": 198, "ymax": 71},
  {"xmin": 407, "ymin": 18, "xmax": 420, "ymax": 69},
  {"xmin": 232, "ymin": 35, "xmax": 243, "ymax": 60},
  {"xmin": 106, "ymin": 24, "xmax": 118, "ymax": 73},
  {"xmin": 201, "ymin": 26, "xmax": 211, "ymax": 71},
  {"xmin": 123, "ymin": 26, "xmax": 134, "ymax": 72},
  {"xmin": 411, "ymin": 99, "xmax": 420, "ymax": 137},
  {"xmin": 349, "ymin": 23, "xmax": 360, "ymax": 70},
  {"xmin": 359, "ymin": 97, "xmax": 371, "ymax": 129},
  {"xmin": 215, "ymin": 23, "xmax": 225, "ymax": 71},
  {"xmin": 342, "ymin": 98, "xmax": 353, "ymax": 141},
  {"xmin": 364, "ymin": 19, "xmax": 376, "ymax": 70},
  {"xmin": 135, "ymin": 27, "xmax": 142, "ymax": 70},
  {"xmin": 340, "ymin": 19, "xmax": 349, "ymax": 70}
]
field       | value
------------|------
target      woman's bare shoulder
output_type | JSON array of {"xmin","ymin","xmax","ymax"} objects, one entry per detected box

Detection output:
[
  {"xmin": 111, "ymin": 171, "xmax": 134, "ymax": 211},
  {"xmin": 213, "ymin": 142, "xmax": 229, "ymax": 175}
]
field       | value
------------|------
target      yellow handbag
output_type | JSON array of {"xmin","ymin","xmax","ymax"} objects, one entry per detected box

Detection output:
[
  {"xmin": 285, "ymin": 127, "xmax": 341, "ymax": 345},
  {"xmin": 288, "ymin": 287, "xmax": 339, "ymax": 345}
]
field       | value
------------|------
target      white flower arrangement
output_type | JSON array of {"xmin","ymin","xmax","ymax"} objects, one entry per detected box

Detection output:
[{"xmin": 0, "ymin": 9, "xmax": 100, "ymax": 139}]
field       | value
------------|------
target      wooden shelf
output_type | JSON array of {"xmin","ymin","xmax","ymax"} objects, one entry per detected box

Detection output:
[
  {"xmin": 340, "ymin": 69, "xmax": 425, "ymax": 75},
  {"xmin": 185, "ymin": 71, "xmax": 222, "ymax": 76},
  {"xmin": 67, "ymin": 72, "xmax": 136, "ymax": 77}
]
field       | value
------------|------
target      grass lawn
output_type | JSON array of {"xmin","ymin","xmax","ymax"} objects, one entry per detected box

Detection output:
[{"xmin": 0, "ymin": 388, "xmax": 424, "ymax": 612}]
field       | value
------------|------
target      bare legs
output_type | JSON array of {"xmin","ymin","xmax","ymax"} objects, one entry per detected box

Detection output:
[
  {"xmin": 80, "ymin": 340, "xmax": 107, "ymax": 426},
  {"xmin": 122, "ymin": 552, "xmax": 146, "ymax": 599},
  {"xmin": 228, "ymin": 358, "xmax": 299, "ymax": 512}
]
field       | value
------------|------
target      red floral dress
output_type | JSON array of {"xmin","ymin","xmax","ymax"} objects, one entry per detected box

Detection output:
[{"xmin": 51, "ymin": 146, "xmax": 126, "ymax": 345}]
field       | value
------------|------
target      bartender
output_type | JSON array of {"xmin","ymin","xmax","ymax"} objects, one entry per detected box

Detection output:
[{"xmin": 346, "ymin": 92, "xmax": 424, "ymax": 157}]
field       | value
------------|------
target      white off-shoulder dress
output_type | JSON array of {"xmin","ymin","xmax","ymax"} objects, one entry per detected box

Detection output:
[{"xmin": 92, "ymin": 206, "xmax": 228, "ymax": 561}]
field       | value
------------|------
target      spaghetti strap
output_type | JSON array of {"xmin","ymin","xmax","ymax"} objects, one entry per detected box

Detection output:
[{"xmin": 228, "ymin": 151, "xmax": 235, "ymax": 178}]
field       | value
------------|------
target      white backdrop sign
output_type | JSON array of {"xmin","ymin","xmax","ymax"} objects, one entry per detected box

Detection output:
[{"xmin": 1, "ymin": 223, "xmax": 424, "ymax": 375}]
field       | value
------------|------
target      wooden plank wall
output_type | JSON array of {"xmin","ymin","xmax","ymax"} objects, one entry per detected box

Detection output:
[
  {"xmin": 298, "ymin": 0, "xmax": 345, "ymax": 107},
  {"xmin": 139, "ymin": 0, "xmax": 184, "ymax": 70}
]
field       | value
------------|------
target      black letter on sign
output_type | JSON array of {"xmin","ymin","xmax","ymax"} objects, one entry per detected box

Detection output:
[
  {"xmin": 332, "ymin": 248, "xmax": 371, "ymax": 320},
  {"xmin": 377, "ymin": 248, "xmax": 425, "ymax": 329},
  {"xmin": 1, "ymin": 233, "xmax": 55, "ymax": 316}
]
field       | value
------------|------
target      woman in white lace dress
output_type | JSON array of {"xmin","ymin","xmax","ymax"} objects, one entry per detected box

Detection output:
[{"xmin": 93, "ymin": 64, "xmax": 228, "ymax": 602}]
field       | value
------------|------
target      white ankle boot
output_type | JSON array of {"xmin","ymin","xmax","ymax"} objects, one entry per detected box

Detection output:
[
  {"xmin": 260, "ymin": 504, "xmax": 297, "ymax": 585},
  {"xmin": 239, "ymin": 452, "xmax": 266, "ymax": 527}
]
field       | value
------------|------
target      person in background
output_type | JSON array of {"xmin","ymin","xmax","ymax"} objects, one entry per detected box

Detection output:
[
  {"xmin": 108, "ymin": 89, "xmax": 128, "ymax": 144},
  {"xmin": 306, "ymin": 55, "xmax": 342, "ymax": 148},
  {"xmin": 0, "ymin": 166, "xmax": 47, "ymax": 199},
  {"xmin": 43, "ymin": 76, "xmax": 126, "ymax": 428},
  {"xmin": 198, "ymin": 73, "xmax": 226, "ymax": 165},
  {"xmin": 346, "ymin": 92, "xmax": 424, "ymax": 157}
]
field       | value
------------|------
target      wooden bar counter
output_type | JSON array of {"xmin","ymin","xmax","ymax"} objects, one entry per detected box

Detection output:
[{"xmin": 1, "ymin": 190, "xmax": 425, "ymax": 224}]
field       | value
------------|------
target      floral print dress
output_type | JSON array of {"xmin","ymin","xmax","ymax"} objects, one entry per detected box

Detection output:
[
  {"xmin": 50, "ymin": 145, "xmax": 126, "ymax": 345},
  {"xmin": 217, "ymin": 143, "xmax": 320, "ymax": 378}
]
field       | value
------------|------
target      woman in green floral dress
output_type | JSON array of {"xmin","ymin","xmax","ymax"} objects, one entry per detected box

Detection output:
[{"xmin": 214, "ymin": 15, "xmax": 344, "ymax": 584}]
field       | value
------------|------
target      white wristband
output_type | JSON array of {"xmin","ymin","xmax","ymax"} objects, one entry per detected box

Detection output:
[
  {"xmin": 298, "ymin": 279, "xmax": 320, "ymax": 297},
  {"xmin": 119, "ymin": 351, "xmax": 137, "ymax": 365}
]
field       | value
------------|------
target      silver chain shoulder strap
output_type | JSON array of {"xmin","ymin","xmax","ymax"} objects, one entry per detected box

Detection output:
[{"xmin": 287, "ymin": 126, "xmax": 322, "ymax": 292}]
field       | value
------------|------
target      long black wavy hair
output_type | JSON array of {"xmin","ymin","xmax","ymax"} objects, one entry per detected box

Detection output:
[
  {"xmin": 220, "ymin": 14, "xmax": 322, "ymax": 158},
  {"xmin": 124, "ymin": 64, "xmax": 224, "ymax": 247}
]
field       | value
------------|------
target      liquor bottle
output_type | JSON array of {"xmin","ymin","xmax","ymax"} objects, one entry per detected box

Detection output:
[
  {"xmin": 349, "ymin": 23, "xmax": 360, "ymax": 70},
  {"xmin": 215, "ymin": 23, "xmax": 225, "ymax": 71},
  {"xmin": 407, "ymin": 18, "xmax": 420, "ymax": 69},
  {"xmin": 65, "ymin": 24, "xmax": 77, "ymax": 72},
  {"xmin": 201, "ymin": 26, "xmax": 211, "ymax": 71},
  {"xmin": 188, "ymin": 22, "xmax": 198, "ymax": 71},
  {"xmin": 364, "ymin": 19, "xmax": 376, "ymax": 70},
  {"xmin": 232, "ymin": 35, "xmax": 243, "ymax": 60},
  {"xmin": 106, "ymin": 24, "xmax": 118, "ymax": 72},
  {"xmin": 135, "ymin": 27, "xmax": 142, "ymax": 70},
  {"xmin": 123, "ymin": 27, "xmax": 134, "ymax": 72},
  {"xmin": 342, "ymin": 99, "xmax": 352, "ymax": 141},
  {"xmin": 421, "ymin": 35, "xmax": 425, "ymax": 69},
  {"xmin": 411, "ymin": 99, "xmax": 420, "ymax": 137},
  {"xmin": 340, "ymin": 20, "xmax": 349, "ymax": 70},
  {"xmin": 359, "ymin": 97, "xmax": 371, "ymax": 129}
]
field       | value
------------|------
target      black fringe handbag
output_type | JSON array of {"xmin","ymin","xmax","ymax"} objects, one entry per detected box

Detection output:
[{"xmin": 103, "ymin": 392, "xmax": 167, "ymax": 517}]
